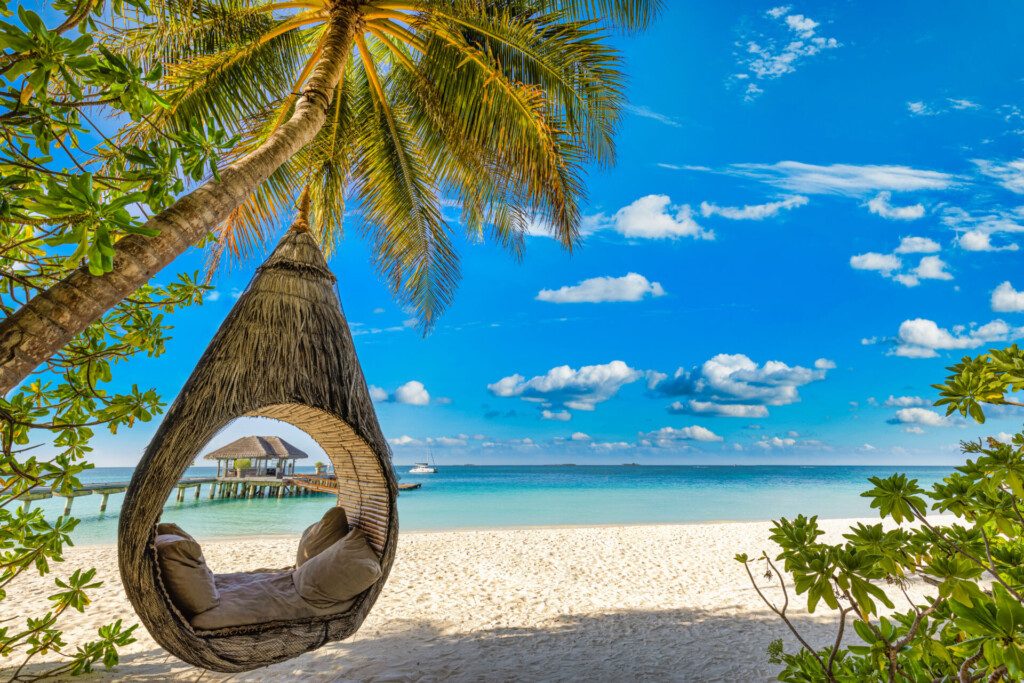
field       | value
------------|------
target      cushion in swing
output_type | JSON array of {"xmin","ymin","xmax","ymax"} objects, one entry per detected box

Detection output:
[
  {"xmin": 296, "ymin": 506, "xmax": 349, "ymax": 567},
  {"xmin": 293, "ymin": 528, "xmax": 383, "ymax": 608},
  {"xmin": 154, "ymin": 533, "xmax": 220, "ymax": 618}
]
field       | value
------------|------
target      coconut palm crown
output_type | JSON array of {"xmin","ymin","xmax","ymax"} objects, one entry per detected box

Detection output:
[{"xmin": 117, "ymin": 0, "xmax": 660, "ymax": 326}]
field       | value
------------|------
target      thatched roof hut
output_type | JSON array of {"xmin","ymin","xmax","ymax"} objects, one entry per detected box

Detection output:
[{"xmin": 204, "ymin": 436, "xmax": 308, "ymax": 461}]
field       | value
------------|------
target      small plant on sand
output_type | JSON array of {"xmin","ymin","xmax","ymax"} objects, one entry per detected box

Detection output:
[
  {"xmin": 738, "ymin": 345, "xmax": 1024, "ymax": 682},
  {"xmin": 1, "ymin": 1, "xmax": 216, "ymax": 678}
]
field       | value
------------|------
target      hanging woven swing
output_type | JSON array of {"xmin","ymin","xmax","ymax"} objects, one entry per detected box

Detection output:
[{"xmin": 117, "ymin": 214, "xmax": 398, "ymax": 672}]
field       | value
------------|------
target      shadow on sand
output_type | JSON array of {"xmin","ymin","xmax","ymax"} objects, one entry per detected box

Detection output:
[{"xmin": 50, "ymin": 603, "xmax": 838, "ymax": 682}]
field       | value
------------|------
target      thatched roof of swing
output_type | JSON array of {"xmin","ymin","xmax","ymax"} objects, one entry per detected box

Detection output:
[{"xmin": 202, "ymin": 436, "xmax": 308, "ymax": 461}]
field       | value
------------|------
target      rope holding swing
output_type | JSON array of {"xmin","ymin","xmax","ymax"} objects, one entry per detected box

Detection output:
[{"xmin": 117, "ymin": 216, "xmax": 398, "ymax": 673}]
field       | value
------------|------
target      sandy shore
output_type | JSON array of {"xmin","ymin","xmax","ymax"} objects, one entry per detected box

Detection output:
[{"xmin": 5, "ymin": 518, "xmax": 939, "ymax": 681}]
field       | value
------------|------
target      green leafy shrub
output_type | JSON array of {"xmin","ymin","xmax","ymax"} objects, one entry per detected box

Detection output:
[
  {"xmin": 741, "ymin": 346, "xmax": 1024, "ymax": 682},
  {"xmin": 1, "ymin": 0, "xmax": 223, "ymax": 677}
]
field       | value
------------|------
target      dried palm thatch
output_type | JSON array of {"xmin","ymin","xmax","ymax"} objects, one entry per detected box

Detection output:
[
  {"xmin": 117, "ymin": 220, "xmax": 397, "ymax": 672},
  {"xmin": 203, "ymin": 436, "xmax": 309, "ymax": 461}
]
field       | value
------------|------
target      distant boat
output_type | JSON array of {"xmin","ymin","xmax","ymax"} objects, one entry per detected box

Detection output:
[
  {"xmin": 622, "ymin": 462, "xmax": 641, "ymax": 467},
  {"xmin": 409, "ymin": 462, "xmax": 437, "ymax": 474}
]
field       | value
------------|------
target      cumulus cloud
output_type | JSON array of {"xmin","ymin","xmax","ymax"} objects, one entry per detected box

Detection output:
[
  {"xmin": 536, "ymin": 273, "xmax": 666, "ymax": 304},
  {"xmin": 884, "ymin": 395, "xmax": 928, "ymax": 407},
  {"xmin": 488, "ymin": 361, "xmax": 642, "ymax": 411},
  {"xmin": 894, "ymin": 236, "xmax": 941, "ymax": 254},
  {"xmin": 205, "ymin": 290, "xmax": 221, "ymax": 302},
  {"xmin": 650, "ymin": 353, "xmax": 831, "ymax": 417},
  {"xmin": 389, "ymin": 435, "xmax": 419, "ymax": 446},
  {"xmin": 570, "ymin": 432, "xmax": 591, "ymax": 441},
  {"xmin": 671, "ymin": 400, "xmax": 769, "ymax": 418},
  {"xmin": 541, "ymin": 409, "xmax": 572, "ymax": 422},
  {"xmin": 867, "ymin": 192, "xmax": 925, "ymax": 220},
  {"xmin": 613, "ymin": 195, "xmax": 713, "ymax": 240},
  {"xmin": 887, "ymin": 407, "xmax": 948, "ymax": 427},
  {"xmin": 945, "ymin": 207, "xmax": 1023, "ymax": 252},
  {"xmin": 736, "ymin": 7, "xmax": 840, "ymax": 100},
  {"xmin": 394, "ymin": 380, "xmax": 430, "ymax": 406},
  {"xmin": 729, "ymin": 161, "xmax": 956, "ymax": 196},
  {"xmin": 906, "ymin": 101, "xmax": 936, "ymax": 116},
  {"xmin": 851, "ymin": 247, "xmax": 952, "ymax": 288},
  {"xmin": 640, "ymin": 426, "xmax": 723, "ymax": 446},
  {"xmin": 699, "ymin": 195, "xmax": 808, "ymax": 220},
  {"xmin": 850, "ymin": 252, "xmax": 901, "ymax": 274},
  {"xmin": 992, "ymin": 281, "xmax": 1024, "ymax": 312},
  {"xmin": 974, "ymin": 159, "xmax": 1024, "ymax": 194},
  {"xmin": 755, "ymin": 436, "xmax": 798, "ymax": 449},
  {"xmin": 373, "ymin": 381, "xmax": 433, "ymax": 405},
  {"xmin": 893, "ymin": 318, "xmax": 1024, "ymax": 358}
]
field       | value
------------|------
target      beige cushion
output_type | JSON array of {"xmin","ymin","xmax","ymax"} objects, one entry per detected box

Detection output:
[
  {"xmin": 191, "ymin": 571, "xmax": 355, "ymax": 631},
  {"xmin": 156, "ymin": 522, "xmax": 194, "ymax": 541},
  {"xmin": 293, "ymin": 528, "xmax": 382, "ymax": 608},
  {"xmin": 296, "ymin": 507, "xmax": 349, "ymax": 567},
  {"xmin": 154, "ymin": 534, "xmax": 219, "ymax": 617}
]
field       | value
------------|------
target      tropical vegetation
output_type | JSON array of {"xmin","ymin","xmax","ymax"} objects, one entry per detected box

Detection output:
[
  {"xmin": 740, "ymin": 346, "xmax": 1024, "ymax": 682},
  {"xmin": 0, "ymin": 0, "xmax": 661, "ymax": 393}
]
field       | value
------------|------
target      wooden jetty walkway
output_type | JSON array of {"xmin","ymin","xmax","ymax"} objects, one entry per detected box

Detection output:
[{"xmin": 21, "ymin": 472, "xmax": 421, "ymax": 514}]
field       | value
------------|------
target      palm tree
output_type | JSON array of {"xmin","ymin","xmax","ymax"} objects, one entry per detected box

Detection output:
[{"xmin": 0, "ymin": 0, "xmax": 659, "ymax": 392}]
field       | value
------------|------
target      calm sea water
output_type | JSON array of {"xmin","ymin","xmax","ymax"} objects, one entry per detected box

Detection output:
[{"xmin": 33, "ymin": 465, "xmax": 954, "ymax": 545}]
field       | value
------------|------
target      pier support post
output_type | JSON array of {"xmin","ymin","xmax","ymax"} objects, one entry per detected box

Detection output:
[
  {"xmin": 20, "ymin": 498, "xmax": 32, "ymax": 512},
  {"xmin": 99, "ymin": 493, "xmax": 110, "ymax": 512},
  {"xmin": 195, "ymin": 485, "xmax": 202, "ymax": 500},
  {"xmin": 63, "ymin": 497, "xmax": 73, "ymax": 516},
  {"xmin": 209, "ymin": 484, "xmax": 216, "ymax": 500}
]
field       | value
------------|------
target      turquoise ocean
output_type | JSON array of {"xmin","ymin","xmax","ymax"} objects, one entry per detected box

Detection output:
[{"xmin": 38, "ymin": 465, "xmax": 954, "ymax": 545}]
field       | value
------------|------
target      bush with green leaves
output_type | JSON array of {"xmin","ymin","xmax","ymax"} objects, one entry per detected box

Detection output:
[
  {"xmin": 739, "ymin": 346, "xmax": 1024, "ymax": 682},
  {"xmin": 1, "ymin": 0, "xmax": 224, "ymax": 678}
]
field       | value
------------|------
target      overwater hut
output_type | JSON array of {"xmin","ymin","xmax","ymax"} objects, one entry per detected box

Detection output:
[{"xmin": 203, "ymin": 436, "xmax": 308, "ymax": 478}]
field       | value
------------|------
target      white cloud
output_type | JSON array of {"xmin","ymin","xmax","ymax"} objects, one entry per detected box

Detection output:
[
  {"xmin": 850, "ymin": 252, "xmax": 901, "ymax": 274},
  {"xmin": 536, "ymin": 273, "xmax": 666, "ymax": 304},
  {"xmin": 894, "ymin": 236, "xmax": 940, "ymax": 254},
  {"xmin": 488, "ymin": 360, "xmax": 642, "ymax": 411},
  {"xmin": 912, "ymin": 255, "xmax": 953, "ymax": 282},
  {"xmin": 368, "ymin": 385, "xmax": 388, "ymax": 402},
  {"xmin": 884, "ymin": 395, "xmax": 928, "ymax": 407},
  {"xmin": 889, "ymin": 407, "xmax": 948, "ymax": 427},
  {"xmin": 893, "ymin": 318, "xmax": 1024, "ymax": 358},
  {"xmin": 589, "ymin": 441, "xmax": 633, "ymax": 450},
  {"xmin": 959, "ymin": 230, "xmax": 1020, "ymax": 252},
  {"xmin": 992, "ymin": 281, "xmax": 1024, "ymax": 312},
  {"xmin": 650, "ymin": 353, "xmax": 831, "ymax": 417},
  {"xmin": 755, "ymin": 436, "xmax": 798, "ymax": 449},
  {"xmin": 624, "ymin": 103, "xmax": 681, "ymax": 128},
  {"xmin": 730, "ymin": 161, "xmax": 956, "ymax": 195},
  {"xmin": 948, "ymin": 98, "xmax": 980, "ymax": 110},
  {"xmin": 974, "ymin": 159, "xmax": 1024, "ymax": 194},
  {"xmin": 541, "ymin": 409, "xmax": 572, "ymax": 422},
  {"xmin": 389, "ymin": 435, "xmax": 420, "ymax": 446},
  {"xmin": 867, "ymin": 192, "xmax": 925, "ymax": 220},
  {"xmin": 737, "ymin": 7, "xmax": 840, "ymax": 99},
  {"xmin": 394, "ymin": 380, "xmax": 430, "ymax": 406},
  {"xmin": 672, "ymin": 400, "xmax": 769, "ymax": 418},
  {"xmin": 699, "ymin": 195, "xmax": 808, "ymax": 220},
  {"xmin": 570, "ymin": 432, "xmax": 591, "ymax": 441},
  {"xmin": 907, "ymin": 101, "xmax": 936, "ymax": 116},
  {"xmin": 205, "ymin": 290, "xmax": 221, "ymax": 302},
  {"xmin": 945, "ymin": 207, "xmax": 1024, "ymax": 252},
  {"xmin": 613, "ymin": 195, "xmax": 713, "ymax": 240},
  {"xmin": 640, "ymin": 426, "xmax": 723, "ymax": 445}
]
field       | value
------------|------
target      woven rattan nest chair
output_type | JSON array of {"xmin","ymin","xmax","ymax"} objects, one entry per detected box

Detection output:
[{"xmin": 117, "ymin": 218, "xmax": 398, "ymax": 672}]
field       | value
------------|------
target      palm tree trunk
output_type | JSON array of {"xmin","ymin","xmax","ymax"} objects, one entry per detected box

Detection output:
[{"xmin": 0, "ymin": 7, "xmax": 360, "ymax": 394}]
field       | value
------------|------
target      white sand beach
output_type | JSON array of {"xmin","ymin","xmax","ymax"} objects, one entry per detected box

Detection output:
[{"xmin": 8, "ymin": 518, "xmax": 938, "ymax": 682}]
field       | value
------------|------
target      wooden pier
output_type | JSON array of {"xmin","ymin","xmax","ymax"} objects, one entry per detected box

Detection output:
[
  {"xmin": 286, "ymin": 473, "xmax": 421, "ymax": 494},
  {"xmin": 20, "ymin": 472, "xmax": 421, "ymax": 514}
]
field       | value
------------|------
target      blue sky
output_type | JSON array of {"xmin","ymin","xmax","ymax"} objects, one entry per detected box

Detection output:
[{"xmin": 87, "ymin": 1, "xmax": 1024, "ymax": 466}]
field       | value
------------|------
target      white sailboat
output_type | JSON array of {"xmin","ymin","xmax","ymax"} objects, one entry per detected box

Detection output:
[{"xmin": 409, "ymin": 449, "xmax": 438, "ymax": 474}]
